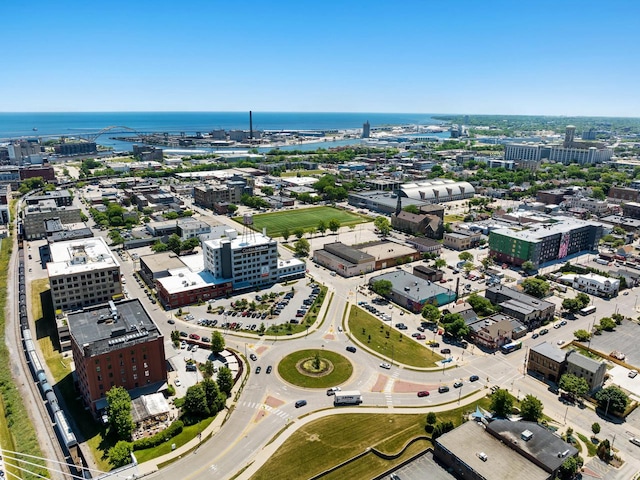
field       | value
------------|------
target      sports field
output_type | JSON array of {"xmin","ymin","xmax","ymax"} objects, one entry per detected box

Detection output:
[{"xmin": 235, "ymin": 207, "xmax": 371, "ymax": 238}]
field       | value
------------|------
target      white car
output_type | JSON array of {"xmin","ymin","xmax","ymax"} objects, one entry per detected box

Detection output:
[
  {"xmin": 380, "ymin": 362, "xmax": 392, "ymax": 369},
  {"xmin": 629, "ymin": 370, "xmax": 638, "ymax": 378},
  {"xmin": 180, "ymin": 341, "xmax": 187, "ymax": 349},
  {"xmin": 557, "ymin": 340, "xmax": 565, "ymax": 346},
  {"xmin": 175, "ymin": 379, "xmax": 181, "ymax": 387}
]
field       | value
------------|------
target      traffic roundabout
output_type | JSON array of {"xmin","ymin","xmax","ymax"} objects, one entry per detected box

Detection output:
[{"xmin": 278, "ymin": 349, "xmax": 353, "ymax": 388}]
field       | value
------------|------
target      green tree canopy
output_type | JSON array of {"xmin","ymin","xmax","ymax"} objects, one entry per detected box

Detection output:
[
  {"xmin": 443, "ymin": 317, "xmax": 469, "ymax": 338},
  {"xmin": 328, "ymin": 218, "xmax": 341, "ymax": 233},
  {"xmin": 281, "ymin": 227, "xmax": 290, "ymax": 241},
  {"xmin": 217, "ymin": 366, "xmax": 234, "ymax": 396},
  {"xmin": 202, "ymin": 378, "xmax": 226, "ymax": 415},
  {"xmin": 373, "ymin": 216, "xmax": 391, "ymax": 236},
  {"xmin": 595, "ymin": 385, "xmax": 629, "ymax": 413},
  {"xmin": 434, "ymin": 258, "xmax": 447, "ymax": 270},
  {"xmin": 599, "ymin": 317, "xmax": 616, "ymax": 331},
  {"xmin": 559, "ymin": 373, "xmax": 589, "ymax": 399},
  {"xmin": 108, "ymin": 440, "xmax": 133, "ymax": 468},
  {"xmin": 521, "ymin": 260, "xmax": 535, "ymax": 272},
  {"xmin": 371, "ymin": 280, "xmax": 393, "ymax": 297},
  {"xmin": 106, "ymin": 386, "xmax": 134, "ymax": 440},
  {"xmin": 184, "ymin": 383, "xmax": 209, "ymax": 418},
  {"xmin": 211, "ymin": 331, "xmax": 225, "ymax": 354},
  {"xmin": 317, "ymin": 220, "xmax": 327, "ymax": 235},
  {"xmin": 490, "ymin": 389, "xmax": 513, "ymax": 418},
  {"xmin": 421, "ymin": 304, "xmax": 441, "ymax": 323},
  {"xmin": 573, "ymin": 329, "xmax": 591, "ymax": 342},
  {"xmin": 294, "ymin": 227, "xmax": 305, "ymax": 239},
  {"xmin": 520, "ymin": 394, "xmax": 544, "ymax": 422},
  {"xmin": 294, "ymin": 238, "xmax": 310, "ymax": 257},
  {"xmin": 403, "ymin": 204, "xmax": 420, "ymax": 214},
  {"xmin": 467, "ymin": 293, "xmax": 498, "ymax": 317},
  {"xmin": 521, "ymin": 278, "xmax": 550, "ymax": 299},
  {"xmin": 562, "ymin": 297, "xmax": 582, "ymax": 314},
  {"xmin": 458, "ymin": 252, "xmax": 473, "ymax": 263}
]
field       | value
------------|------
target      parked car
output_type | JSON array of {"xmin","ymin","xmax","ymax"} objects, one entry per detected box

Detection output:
[
  {"xmin": 189, "ymin": 333, "xmax": 200, "ymax": 340},
  {"xmin": 440, "ymin": 348, "xmax": 451, "ymax": 354},
  {"xmin": 255, "ymin": 366, "xmax": 261, "ymax": 374},
  {"xmin": 454, "ymin": 381, "xmax": 463, "ymax": 388},
  {"xmin": 326, "ymin": 387, "xmax": 341, "ymax": 396},
  {"xmin": 540, "ymin": 328, "xmax": 549, "ymax": 335},
  {"xmin": 179, "ymin": 331, "xmax": 188, "ymax": 338},
  {"xmin": 469, "ymin": 375, "xmax": 479, "ymax": 382}
]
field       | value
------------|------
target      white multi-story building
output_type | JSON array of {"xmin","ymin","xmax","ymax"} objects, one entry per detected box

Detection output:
[
  {"xmin": 47, "ymin": 237, "xmax": 122, "ymax": 312},
  {"xmin": 564, "ymin": 196, "xmax": 610, "ymax": 215},
  {"xmin": 203, "ymin": 231, "xmax": 285, "ymax": 290},
  {"xmin": 504, "ymin": 143, "xmax": 544, "ymax": 162},
  {"xmin": 569, "ymin": 272, "xmax": 619, "ymax": 298},
  {"xmin": 177, "ymin": 218, "xmax": 212, "ymax": 240},
  {"xmin": 549, "ymin": 145, "xmax": 613, "ymax": 165}
]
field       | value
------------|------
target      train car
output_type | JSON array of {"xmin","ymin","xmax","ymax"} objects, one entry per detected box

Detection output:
[
  {"xmin": 22, "ymin": 328, "xmax": 33, "ymax": 342},
  {"xmin": 46, "ymin": 390, "xmax": 61, "ymax": 416},
  {"xmin": 54, "ymin": 410, "xmax": 78, "ymax": 449},
  {"xmin": 40, "ymin": 381, "xmax": 53, "ymax": 396}
]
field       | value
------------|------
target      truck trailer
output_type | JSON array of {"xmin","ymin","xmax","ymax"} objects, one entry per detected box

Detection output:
[{"xmin": 334, "ymin": 390, "xmax": 363, "ymax": 406}]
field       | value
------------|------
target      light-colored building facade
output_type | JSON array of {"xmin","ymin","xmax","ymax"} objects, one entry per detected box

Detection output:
[
  {"xmin": 443, "ymin": 230, "xmax": 482, "ymax": 250},
  {"xmin": 23, "ymin": 202, "xmax": 83, "ymax": 240},
  {"xmin": 572, "ymin": 272, "xmax": 619, "ymax": 298},
  {"xmin": 566, "ymin": 350, "xmax": 606, "ymax": 392},
  {"xmin": 47, "ymin": 237, "xmax": 122, "ymax": 313}
]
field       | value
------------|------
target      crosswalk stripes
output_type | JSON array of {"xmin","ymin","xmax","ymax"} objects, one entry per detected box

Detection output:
[
  {"xmin": 241, "ymin": 401, "xmax": 290, "ymax": 420},
  {"xmin": 385, "ymin": 393, "xmax": 393, "ymax": 407},
  {"xmin": 210, "ymin": 464, "xmax": 217, "ymax": 472}
]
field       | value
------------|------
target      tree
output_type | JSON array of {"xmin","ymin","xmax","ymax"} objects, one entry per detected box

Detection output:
[
  {"xmin": 480, "ymin": 256, "xmax": 494, "ymax": 270},
  {"xmin": 317, "ymin": 220, "xmax": 327, "ymax": 236},
  {"xmin": 373, "ymin": 216, "xmax": 391, "ymax": 237},
  {"xmin": 426, "ymin": 412, "xmax": 437, "ymax": 426},
  {"xmin": 599, "ymin": 317, "xmax": 616, "ymax": 331},
  {"xmin": 282, "ymin": 227, "xmax": 290, "ymax": 242},
  {"xmin": 520, "ymin": 394, "xmax": 543, "ymax": 422},
  {"xmin": 260, "ymin": 186, "xmax": 274, "ymax": 196},
  {"xmin": 434, "ymin": 258, "xmax": 447, "ymax": 270},
  {"xmin": 227, "ymin": 204, "xmax": 238, "ymax": 214},
  {"xmin": 152, "ymin": 240, "xmax": 169, "ymax": 252},
  {"xmin": 467, "ymin": 293, "xmax": 498, "ymax": 316},
  {"xmin": 421, "ymin": 304, "xmax": 440, "ymax": 323},
  {"xmin": 294, "ymin": 238, "xmax": 310, "ymax": 257},
  {"xmin": 490, "ymin": 389, "xmax": 513, "ymax": 418},
  {"xmin": 108, "ymin": 441, "xmax": 133, "ymax": 468},
  {"xmin": 258, "ymin": 322, "xmax": 266, "ymax": 335},
  {"xmin": 108, "ymin": 229, "xmax": 125, "ymax": 245},
  {"xmin": 202, "ymin": 378, "xmax": 225, "ymax": 415},
  {"xmin": 458, "ymin": 252, "xmax": 473, "ymax": 263},
  {"xmin": 521, "ymin": 260, "xmax": 535, "ymax": 272},
  {"xmin": 211, "ymin": 331, "xmax": 225, "ymax": 354},
  {"xmin": 106, "ymin": 386, "xmax": 134, "ymax": 440},
  {"xmin": 403, "ymin": 204, "xmax": 420, "ymax": 214},
  {"xmin": 595, "ymin": 386, "xmax": 629, "ymax": 413},
  {"xmin": 591, "ymin": 186, "xmax": 606, "ymax": 200},
  {"xmin": 573, "ymin": 329, "xmax": 591, "ymax": 342},
  {"xmin": 576, "ymin": 293, "xmax": 590, "ymax": 309},
  {"xmin": 559, "ymin": 373, "xmax": 589, "ymax": 399},
  {"xmin": 558, "ymin": 455, "xmax": 584, "ymax": 480},
  {"xmin": 184, "ymin": 384, "xmax": 209, "ymax": 418},
  {"xmin": 217, "ymin": 366, "xmax": 233, "ymax": 396},
  {"xmin": 203, "ymin": 360, "xmax": 216, "ymax": 380},
  {"xmin": 562, "ymin": 298, "xmax": 582, "ymax": 314},
  {"xmin": 591, "ymin": 422, "xmax": 601, "ymax": 436},
  {"xmin": 521, "ymin": 278, "xmax": 550, "ymax": 299},
  {"xmin": 294, "ymin": 227, "xmax": 305, "ymax": 239},
  {"xmin": 328, "ymin": 218, "xmax": 341, "ymax": 234},
  {"xmin": 597, "ymin": 439, "xmax": 611, "ymax": 461},
  {"xmin": 167, "ymin": 234, "xmax": 182, "ymax": 254},
  {"xmin": 371, "ymin": 280, "xmax": 393, "ymax": 297},
  {"xmin": 443, "ymin": 317, "xmax": 469, "ymax": 338}
]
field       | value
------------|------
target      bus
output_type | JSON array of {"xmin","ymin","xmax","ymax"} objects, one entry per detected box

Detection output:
[
  {"xmin": 579, "ymin": 305, "xmax": 596, "ymax": 316},
  {"xmin": 500, "ymin": 341, "xmax": 523, "ymax": 354}
]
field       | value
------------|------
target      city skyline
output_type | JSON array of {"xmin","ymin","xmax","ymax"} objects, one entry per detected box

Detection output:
[{"xmin": 3, "ymin": 0, "xmax": 640, "ymax": 116}]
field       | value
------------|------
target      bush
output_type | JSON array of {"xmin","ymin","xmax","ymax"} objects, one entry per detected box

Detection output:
[{"xmin": 132, "ymin": 420, "xmax": 184, "ymax": 451}]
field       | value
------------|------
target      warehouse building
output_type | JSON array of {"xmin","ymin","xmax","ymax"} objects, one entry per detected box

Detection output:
[{"xmin": 368, "ymin": 271, "xmax": 456, "ymax": 312}]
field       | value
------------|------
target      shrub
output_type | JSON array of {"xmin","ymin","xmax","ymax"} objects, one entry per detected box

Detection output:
[{"xmin": 132, "ymin": 420, "xmax": 184, "ymax": 451}]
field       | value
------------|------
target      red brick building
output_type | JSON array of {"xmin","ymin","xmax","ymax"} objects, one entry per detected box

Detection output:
[
  {"xmin": 67, "ymin": 299, "xmax": 167, "ymax": 416},
  {"xmin": 20, "ymin": 165, "xmax": 56, "ymax": 182}
]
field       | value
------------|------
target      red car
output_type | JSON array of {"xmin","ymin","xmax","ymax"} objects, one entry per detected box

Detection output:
[
  {"xmin": 416, "ymin": 334, "xmax": 426, "ymax": 340},
  {"xmin": 417, "ymin": 391, "xmax": 430, "ymax": 397},
  {"xmin": 189, "ymin": 333, "xmax": 200, "ymax": 341},
  {"xmin": 439, "ymin": 278, "xmax": 447, "ymax": 283}
]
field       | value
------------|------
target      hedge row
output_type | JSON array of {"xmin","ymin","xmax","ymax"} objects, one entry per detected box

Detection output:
[{"xmin": 132, "ymin": 420, "xmax": 184, "ymax": 451}]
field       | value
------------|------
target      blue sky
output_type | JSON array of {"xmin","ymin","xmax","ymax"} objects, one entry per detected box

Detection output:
[{"xmin": 3, "ymin": 0, "xmax": 639, "ymax": 116}]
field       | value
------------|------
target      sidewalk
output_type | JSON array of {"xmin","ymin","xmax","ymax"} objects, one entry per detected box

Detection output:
[{"xmin": 136, "ymin": 364, "xmax": 248, "ymax": 477}]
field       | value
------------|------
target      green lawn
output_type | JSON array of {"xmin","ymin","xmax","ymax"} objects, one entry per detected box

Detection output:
[
  {"xmin": 280, "ymin": 170, "xmax": 324, "ymax": 177},
  {"xmin": 278, "ymin": 349, "xmax": 353, "ymax": 388},
  {"xmin": 250, "ymin": 399, "xmax": 491, "ymax": 480},
  {"xmin": 347, "ymin": 307, "xmax": 443, "ymax": 368},
  {"xmin": 234, "ymin": 207, "xmax": 370, "ymax": 238}
]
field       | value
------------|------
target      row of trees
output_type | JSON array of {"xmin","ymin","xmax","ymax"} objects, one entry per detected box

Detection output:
[
  {"xmin": 281, "ymin": 218, "xmax": 342, "ymax": 242},
  {"xmin": 152, "ymin": 234, "xmax": 200, "ymax": 255}
]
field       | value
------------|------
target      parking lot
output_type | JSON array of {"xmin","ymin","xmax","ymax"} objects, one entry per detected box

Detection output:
[{"xmin": 587, "ymin": 320, "xmax": 640, "ymax": 369}]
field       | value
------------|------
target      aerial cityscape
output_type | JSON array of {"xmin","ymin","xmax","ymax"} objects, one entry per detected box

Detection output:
[{"xmin": 2, "ymin": 1, "xmax": 640, "ymax": 480}]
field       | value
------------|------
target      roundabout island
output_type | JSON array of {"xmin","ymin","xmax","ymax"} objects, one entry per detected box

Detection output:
[{"xmin": 277, "ymin": 349, "xmax": 354, "ymax": 388}]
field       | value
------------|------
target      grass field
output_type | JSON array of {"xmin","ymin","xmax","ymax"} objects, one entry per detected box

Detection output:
[
  {"xmin": 250, "ymin": 398, "xmax": 491, "ymax": 480},
  {"xmin": 278, "ymin": 349, "xmax": 353, "ymax": 388},
  {"xmin": 235, "ymin": 207, "xmax": 370, "ymax": 238},
  {"xmin": 347, "ymin": 307, "xmax": 443, "ymax": 368}
]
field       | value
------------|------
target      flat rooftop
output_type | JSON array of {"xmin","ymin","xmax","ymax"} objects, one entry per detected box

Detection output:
[
  {"xmin": 370, "ymin": 271, "xmax": 454, "ymax": 303},
  {"xmin": 531, "ymin": 342, "xmax": 567, "ymax": 363},
  {"xmin": 67, "ymin": 299, "xmax": 161, "ymax": 357},
  {"xmin": 156, "ymin": 267, "xmax": 218, "ymax": 295},
  {"xmin": 358, "ymin": 241, "xmax": 417, "ymax": 261},
  {"xmin": 436, "ymin": 421, "xmax": 548, "ymax": 480},
  {"xmin": 491, "ymin": 217, "xmax": 599, "ymax": 242},
  {"xmin": 47, "ymin": 237, "xmax": 119, "ymax": 277},
  {"xmin": 140, "ymin": 252, "xmax": 186, "ymax": 274},
  {"xmin": 203, "ymin": 232, "xmax": 275, "ymax": 251}
]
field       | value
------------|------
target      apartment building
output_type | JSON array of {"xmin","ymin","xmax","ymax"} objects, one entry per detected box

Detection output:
[{"xmin": 47, "ymin": 237, "xmax": 122, "ymax": 312}]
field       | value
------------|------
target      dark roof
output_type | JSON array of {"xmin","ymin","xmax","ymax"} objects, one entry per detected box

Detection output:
[
  {"xmin": 407, "ymin": 236, "xmax": 441, "ymax": 247},
  {"xmin": 530, "ymin": 342, "xmax": 566, "ymax": 363},
  {"xmin": 322, "ymin": 242, "xmax": 374, "ymax": 264},
  {"xmin": 487, "ymin": 285, "xmax": 554, "ymax": 311},
  {"xmin": 487, "ymin": 420, "xmax": 578, "ymax": 472},
  {"xmin": 566, "ymin": 350, "xmax": 604, "ymax": 373},
  {"xmin": 395, "ymin": 211, "xmax": 429, "ymax": 223},
  {"xmin": 68, "ymin": 299, "xmax": 162, "ymax": 357}
]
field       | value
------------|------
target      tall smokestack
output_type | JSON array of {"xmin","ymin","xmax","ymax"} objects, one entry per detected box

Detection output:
[{"xmin": 249, "ymin": 111, "xmax": 253, "ymax": 140}]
